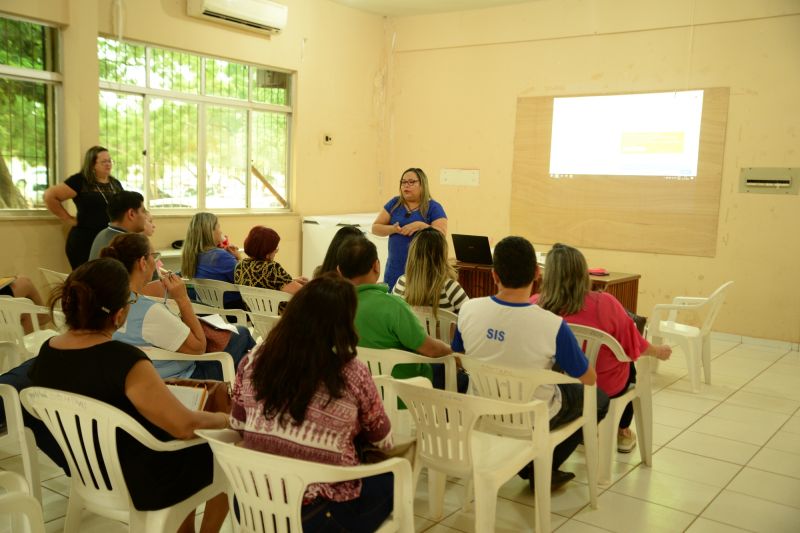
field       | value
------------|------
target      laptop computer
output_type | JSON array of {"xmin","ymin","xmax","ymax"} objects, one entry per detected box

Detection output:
[{"xmin": 451, "ymin": 234, "xmax": 493, "ymax": 265}]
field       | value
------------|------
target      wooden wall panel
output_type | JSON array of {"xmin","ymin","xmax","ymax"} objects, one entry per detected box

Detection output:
[{"xmin": 510, "ymin": 88, "xmax": 729, "ymax": 257}]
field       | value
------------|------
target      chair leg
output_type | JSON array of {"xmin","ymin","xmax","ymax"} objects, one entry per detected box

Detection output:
[
  {"xmin": 582, "ymin": 424, "xmax": 599, "ymax": 509},
  {"xmin": 597, "ymin": 410, "xmax": 616, "ymax": 485},
  {"xmin": 632, "ymin": 395, "xmax": 653, "ymax": 468},
  {"xmin": 472, "ymin": 477, "xmax": 500, "ymax": 533},
  {"xmin": 702, "ymin": 334, "xmax": 712, "ymax": 385},
  {"xmin": 21, "ymin": 428, "xmax": 42, "ymax": 503},
  {"xmin": 683, "ymin": 340, "xmax": 701, "ymax": 393},
  {"xmin": 427, "ymin": 470, "xmax": 447, "ymax": 520},
  {"xmin": 533, "ymin": 455, "xmax": 552, "ymax": 533},
  {"xmin": 62, "ymin": 484, "xmax": 84, "ymax": 533}
]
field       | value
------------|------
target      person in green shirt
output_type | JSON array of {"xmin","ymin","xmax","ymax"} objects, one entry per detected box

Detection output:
[{"xmin": 337, "ymin": 235, "xmax": 452, "ymax": 383}]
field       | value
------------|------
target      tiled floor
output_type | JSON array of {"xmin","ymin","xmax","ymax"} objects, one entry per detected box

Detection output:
[{"xmin": 1, "ymin": 336, "xmax": 799, "ymax": 532}]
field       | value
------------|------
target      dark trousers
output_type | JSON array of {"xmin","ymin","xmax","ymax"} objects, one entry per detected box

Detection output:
[
  {"xmin": 549, "ymin": 384, "xmax": 610, "ymax": 470},
  {"xmin": 430, "ymin": 364, "xmax": 470, "ymax": 393},
  {"xmin": 301, "ymin": 473, "xmax": 394, "ymax": 532},
  {"xmin": 608, "ymin": 363, "xmax": 637, "ymax": 430},
  {"xmin": 191, "ymin": 325, "xmax": 256, "ymax": 380}
]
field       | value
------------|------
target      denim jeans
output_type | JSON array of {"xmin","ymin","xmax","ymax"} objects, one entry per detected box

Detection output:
[{"xmin": 301, "ymin": 472, "xmax": 394, "ymax": 532}]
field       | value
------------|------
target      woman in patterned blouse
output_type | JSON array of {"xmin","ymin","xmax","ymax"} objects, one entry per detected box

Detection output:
[
  {"xmin": 234, "ymin": 226, "xmax": 307, "ymax": 294},
  {"xmin": 230, "ymin": 274, "xmax": 395, "ymax": 532}
]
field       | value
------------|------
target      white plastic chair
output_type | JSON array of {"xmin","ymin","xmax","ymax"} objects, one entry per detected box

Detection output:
[
  {"xmin": 648, "ymin": 281, "xmax": 734, "ymax": 392},
  {"xmin": 20, "ymin": 387, "xmax": 225, "ymax": 533},
  {"xmin": 143, "ymin": 347, "xmax": 237, "ymax": 383},
  {"xmin": 38, "ymin": 267, "xmax": 68, "ymax": 289},
  {"xmin": 0, "ymin": 471, "xmax": 45, "ymax": 533},
  {"xmin": 568, "ymin": 324, "xmax": 653, "ymax": 485},
  {"xmin": 0, "ymin": 297, "xmax": 61, "ymax": 371},
  {"xmin": 246, "ymin": 311, "xmax": 280, "ymax": 342},
  {"xmin": 235, "ymin": 285, "xmax": 289, "ymax": 315},
  {"xmin": 460, "ymin": 359, "xmax": 599, "ymax": 516},
  {"xmin": 188, "ymin": 278, "xmax": 239, "ymax": 309},
  {"xmin": 357, "ymin": 346, "xmax": 458, "ymax": 393},
  {"xmin": 196, "ymin": 428, "xmax": 415, "ymax": 533},
  {"xmin": 0, "ymin": 384, "xmax": 41, "ymax": 503},
  {"xmin": 411, "ymin": 307, "xmax": 458, "ymax": 344},
  {"xmin": 387, "ymin": 378, "xmax": 551, "ymax": 533}
]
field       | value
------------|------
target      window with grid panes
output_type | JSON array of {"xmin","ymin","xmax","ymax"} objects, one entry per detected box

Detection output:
[
  {"xmin": 98, "ymin": 37, "xmax": 291, "ymax": 211},
  {"xmin": 0, "ymin": 16, "xmax": 60, "ymax": 211}
]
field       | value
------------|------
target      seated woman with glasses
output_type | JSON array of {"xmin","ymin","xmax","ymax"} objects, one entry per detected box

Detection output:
[
  {"xmin": 102, "ymin": 233, "xmax": 255, "ymax": 380},
  {"xmin": 230, "ymin": 274, "xmax": 395, "ymax": 532},
  {"xmin": 533, "ymin": 243, "xmax": 672, "ymax": 453},
  {"xmin": 234, "ymin": 226, "xmax": 308, "ymax": 294},
  {"xmin": 28, "ymin": 257, "xmax": 229, "ymax": 530},
  {"xmin": 372, "ymin": 168, "xmax": 448, "ymax": 291}
]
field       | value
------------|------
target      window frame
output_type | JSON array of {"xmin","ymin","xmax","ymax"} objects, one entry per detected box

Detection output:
[
  {"xmin": 98, "ymin": 37, "xmax": 294, "ymax": 214},
  {"xmin": 0, "ymin": 14, "xmax": 62, "ymax": 217}
]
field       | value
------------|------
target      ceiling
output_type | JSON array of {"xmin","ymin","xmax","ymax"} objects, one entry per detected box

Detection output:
[{"xmin": 328, "ymin": 0, "xmax": 537, "ymax": 17}]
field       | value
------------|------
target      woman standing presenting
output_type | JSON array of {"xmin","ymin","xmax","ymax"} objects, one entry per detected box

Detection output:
[
  {"xmin": 44, "ymin": 146, "xmax": 124, "ymax": 269},
  {"xmin": 372, "ymin": 168, "xmax": 448, "ymax": 291}
]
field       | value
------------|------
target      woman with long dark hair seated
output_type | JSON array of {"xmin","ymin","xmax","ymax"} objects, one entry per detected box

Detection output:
[
  {"xmin": 28, "ymin": 258, "xmax": 229, "ymax": 531},
  {"xmin": 230, "ymin": 274, "xmax": 395, "ymax": 532}
]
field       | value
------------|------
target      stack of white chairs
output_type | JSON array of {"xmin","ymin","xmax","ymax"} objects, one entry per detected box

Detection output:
[
  {"xmin": 412, "ymin": 306, "xmax": 458, "ymax": 344},
  {"xmin": 568, "ymin": 323, "xmax": 653, "ymax": 485},
  {"xmin": 197, "ymin": 428, "xmax": 415, "ymax": 533},
  {"xmin": 21, "ymin": 387, "xmax": 227, "ymax": 532},
  {"xmin": 648, "ymin": 281, "xmax": 734, "ymax": 392}
]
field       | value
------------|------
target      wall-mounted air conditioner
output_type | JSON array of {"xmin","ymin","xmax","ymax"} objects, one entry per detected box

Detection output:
[{"xmin": 187, "ymin": 0, "xmax": 288, "ymax": 35}]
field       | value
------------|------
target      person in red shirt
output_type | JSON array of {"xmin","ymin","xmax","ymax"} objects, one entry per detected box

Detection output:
[{"xmin": 532, "ymin": 243, "xmax": 671, "ymax": 453}]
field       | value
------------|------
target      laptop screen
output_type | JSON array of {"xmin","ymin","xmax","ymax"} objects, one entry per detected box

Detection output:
[{"xmin": 451, "ymin": 234, "xmax": 493, "ymax": 265}]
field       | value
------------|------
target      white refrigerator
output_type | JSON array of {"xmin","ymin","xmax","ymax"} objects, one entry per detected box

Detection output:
[{"xmin": 301, "ymin": 213, "xmax": 389, "ymax": 280}]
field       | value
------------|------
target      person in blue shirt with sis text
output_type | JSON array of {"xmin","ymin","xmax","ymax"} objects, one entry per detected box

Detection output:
[{"xmin": 451, "ymin": 236, "xmax": 609, "ymax": 491}]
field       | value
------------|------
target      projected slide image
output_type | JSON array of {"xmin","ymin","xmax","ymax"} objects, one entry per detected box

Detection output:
[{"xmin": 549, "ymin": 90, "xmax": 704, "ymax": 177}]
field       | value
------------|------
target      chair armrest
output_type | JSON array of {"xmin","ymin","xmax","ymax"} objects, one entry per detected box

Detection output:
[
  {"xmin": 144, "ymin": 348, "xmax": 236, "ymax": 383},
  {"xmin": 651, "ymin": 300, "xmax": 708, "ymax": 327},
  {"xmin": 0, "ymin": 471, "xmax": 29, "ymax": 493},
  {"xmin": 671, "ymin": 296, "xmax": 709, "ymax": 305}
]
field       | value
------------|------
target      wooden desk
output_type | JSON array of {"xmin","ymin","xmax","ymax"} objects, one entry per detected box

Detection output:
[{"xmin": 456, "ymin": 262, "xmax": 641, "ymax": 313}]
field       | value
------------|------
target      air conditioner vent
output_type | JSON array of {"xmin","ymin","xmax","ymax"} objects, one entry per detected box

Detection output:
[
  {"xmin": 188, "ymin": 0, "xmax": 287, "ymax": 35},
  {"xmin": 739, "ymin": 168, "xmax": 798, "ymax": 195}
]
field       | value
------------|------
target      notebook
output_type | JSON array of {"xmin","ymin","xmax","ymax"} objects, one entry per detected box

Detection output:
[{"xmin": 451, "ymin": 234, "xmax": 493, "ymax": 265}]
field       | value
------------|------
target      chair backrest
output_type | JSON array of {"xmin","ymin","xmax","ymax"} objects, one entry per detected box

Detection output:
[
  {"xmin": 0, "ymin": 297, "xmax": 28, "ymax": 347},
  {"xmin": 356, "ymin": 346, "xmax": 457, "ymax": 392},
  {"xmin": 0, "ymin": 471, "xmax": 45, "ymax": 533},
  {"xmin": 699, "ymin": 281, "xmax": 734, "ymax": 336},
  {"xmin": 459, "ymin": 358, "xmax": 584, "ymax": 436},
  {"xmin": 188, "ymin": 278, "xmax": 238, "ymax": 308},
  {"xmin": 39, "ymin": 268, "xmax": 68, "ymax": 289},
  {"xmin": 388, "ymin": 379, "xmax": 548, "ymax": 479},
  {"xmin": 197, "ymin": 428, "xmax": 412, "ymax": 533},
  {"xmin": 247, "ymin": 311, "xmax": 280, "ymax": 341},
  {"xmin": 567, "ymin": 323, "xmax": 630, "ymax": 366},
  {"xmin": 144, "ymin": 347, "xmax": 237, "ymax": 383},
  {"xmin": 411, "ymin": 306, "xmax": 458, "ymax": 343},
  {"xmin": 20, "ymin": 387, "xmax": 161, "ymax": 516},
  {"xmin": 235, "ymin": 285, "xmax": 289, "ymax": 315}
]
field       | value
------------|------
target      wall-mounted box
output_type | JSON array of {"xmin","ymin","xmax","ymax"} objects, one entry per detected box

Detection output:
[
  {"xmin": 739, "ymin": 168, "xmax": 798, "ymax": 195},
  {"xmin": 440, "ymin": 168, "xmax": 479, "ymax": 187}
]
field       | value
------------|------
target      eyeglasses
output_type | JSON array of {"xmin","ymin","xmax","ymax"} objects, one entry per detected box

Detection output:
[
  {"xmin": 128, "ymin": 292, "xmax": 139, "ymax": 305},
  {"xmin": 400, "ymin": 179, "xmax": 420, "ymax": 186},
  {"xmin": 150, "ymin": 252, "xmax": 161, "ymax": 261}
]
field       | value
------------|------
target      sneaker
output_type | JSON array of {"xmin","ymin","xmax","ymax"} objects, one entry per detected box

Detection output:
[
  {"xmin": 617, "ymin": 429, "xmax": 637, "ymax": 453},
  {"xmin": 529, "ymin": 469, "xmax": 576, "ymax": 492}
]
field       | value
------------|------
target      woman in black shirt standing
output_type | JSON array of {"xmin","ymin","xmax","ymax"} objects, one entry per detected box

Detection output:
[{"xmin": 44, "ymin": 146, "xmax": 124, "ymax": 269}]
